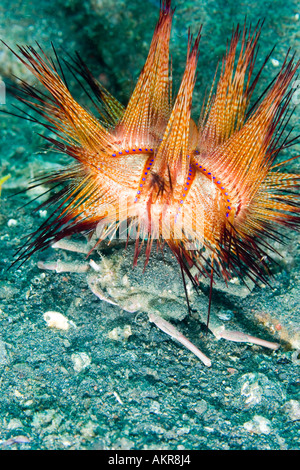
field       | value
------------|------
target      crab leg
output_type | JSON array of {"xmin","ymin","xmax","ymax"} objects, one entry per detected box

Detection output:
[
  {"xmin": 148, "ymin": 312, "xmax": 212, "ymax": 367},
  {"xmin": 212, "ymin": 325, "xmax": 280, "ymax": 350},
  {"xmin": 37, "ymin": 259, "xmax": 90, "ymax": 273},
  {"xmin": 87, "ymin": 274, "xmax": 119, "ymax": 307},
  {"xmin": 52, "ymin": 239, "xmax": 91, "ymax": 254}
]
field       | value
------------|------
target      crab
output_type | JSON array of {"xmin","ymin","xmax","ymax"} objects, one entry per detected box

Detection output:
[{"xmin": 37, "ymin": 236, "xmax": 280, "ymax": 367}]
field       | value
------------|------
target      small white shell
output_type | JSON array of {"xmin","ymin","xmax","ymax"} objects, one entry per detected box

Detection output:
[{"xmin": 43, "ymin": 311, "xmax": 76, "ymax": 330}]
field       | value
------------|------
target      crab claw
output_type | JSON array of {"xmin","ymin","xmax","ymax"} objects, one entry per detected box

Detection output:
[{"xmin": 149, "ymin": 312, "xmax": 212, "ymax": 367}]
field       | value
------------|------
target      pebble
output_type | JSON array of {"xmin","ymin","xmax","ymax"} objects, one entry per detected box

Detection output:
[
  {"xmin": 271, "ymin": 58, "xmax": 279, "ymax": 67},
  {"xmin": 240, "ymin": 374, "xmax": 263, "ymax": 406},
  {"xmin": 71, "ymin": 352, "xmax": 91, "ymax": 372},
  {"xmin": 149, "ymin": 400, "xmax": 161, "ymax": 414},
  {"xmin": 0, "ymin": 340, "xmax": 9, "ymax": 366},
  {"xmin": 7, "ymin": 219, "xmax": 18, "ymax": 227},
  {"xmin": 38, "ymin": 209, "xmax": 48, "ymax": 218},
  {"xmin": 216, "ymin": 309, "xmax": 234, "ymax": 321},
  {"xmin": 32, "ymin": 409, "xmax": 63, "ymax": 432},
  {"xmin": 113, "ymin": 437, "xmax": 135, "ymax": 450},
  {"xmin": 240, "ymin": 372, "xmax": 286, "ymax": 407},
  {"xmin": 43, "ymin": 311, "xmax": 76, "ymax": 330},
  {"xmin": 108, "ymin": 325, "xmax": 132, "ymax": 341},
  {"xmin": 291, "ymin": 349, "xmax": 300, "ymax": 365},
  {"xmin": 6, "ymin": 418, "xmax": 23, "ymax": 430},
  {"xmin": 80, "ymin": 420, "xmax": 98, "ymax": 438},
  {"xmin": 243, "ymin": 415, "xmax": 271, "ymax": 434},
  {"xmin": 283, "ymin": 400, "xmax": 300, "ymax": 421}
]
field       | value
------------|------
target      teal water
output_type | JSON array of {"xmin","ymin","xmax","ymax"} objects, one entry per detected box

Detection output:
[{"xmin": 0, "ymin": 0, "xmax": 299, "ymax": 450}]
